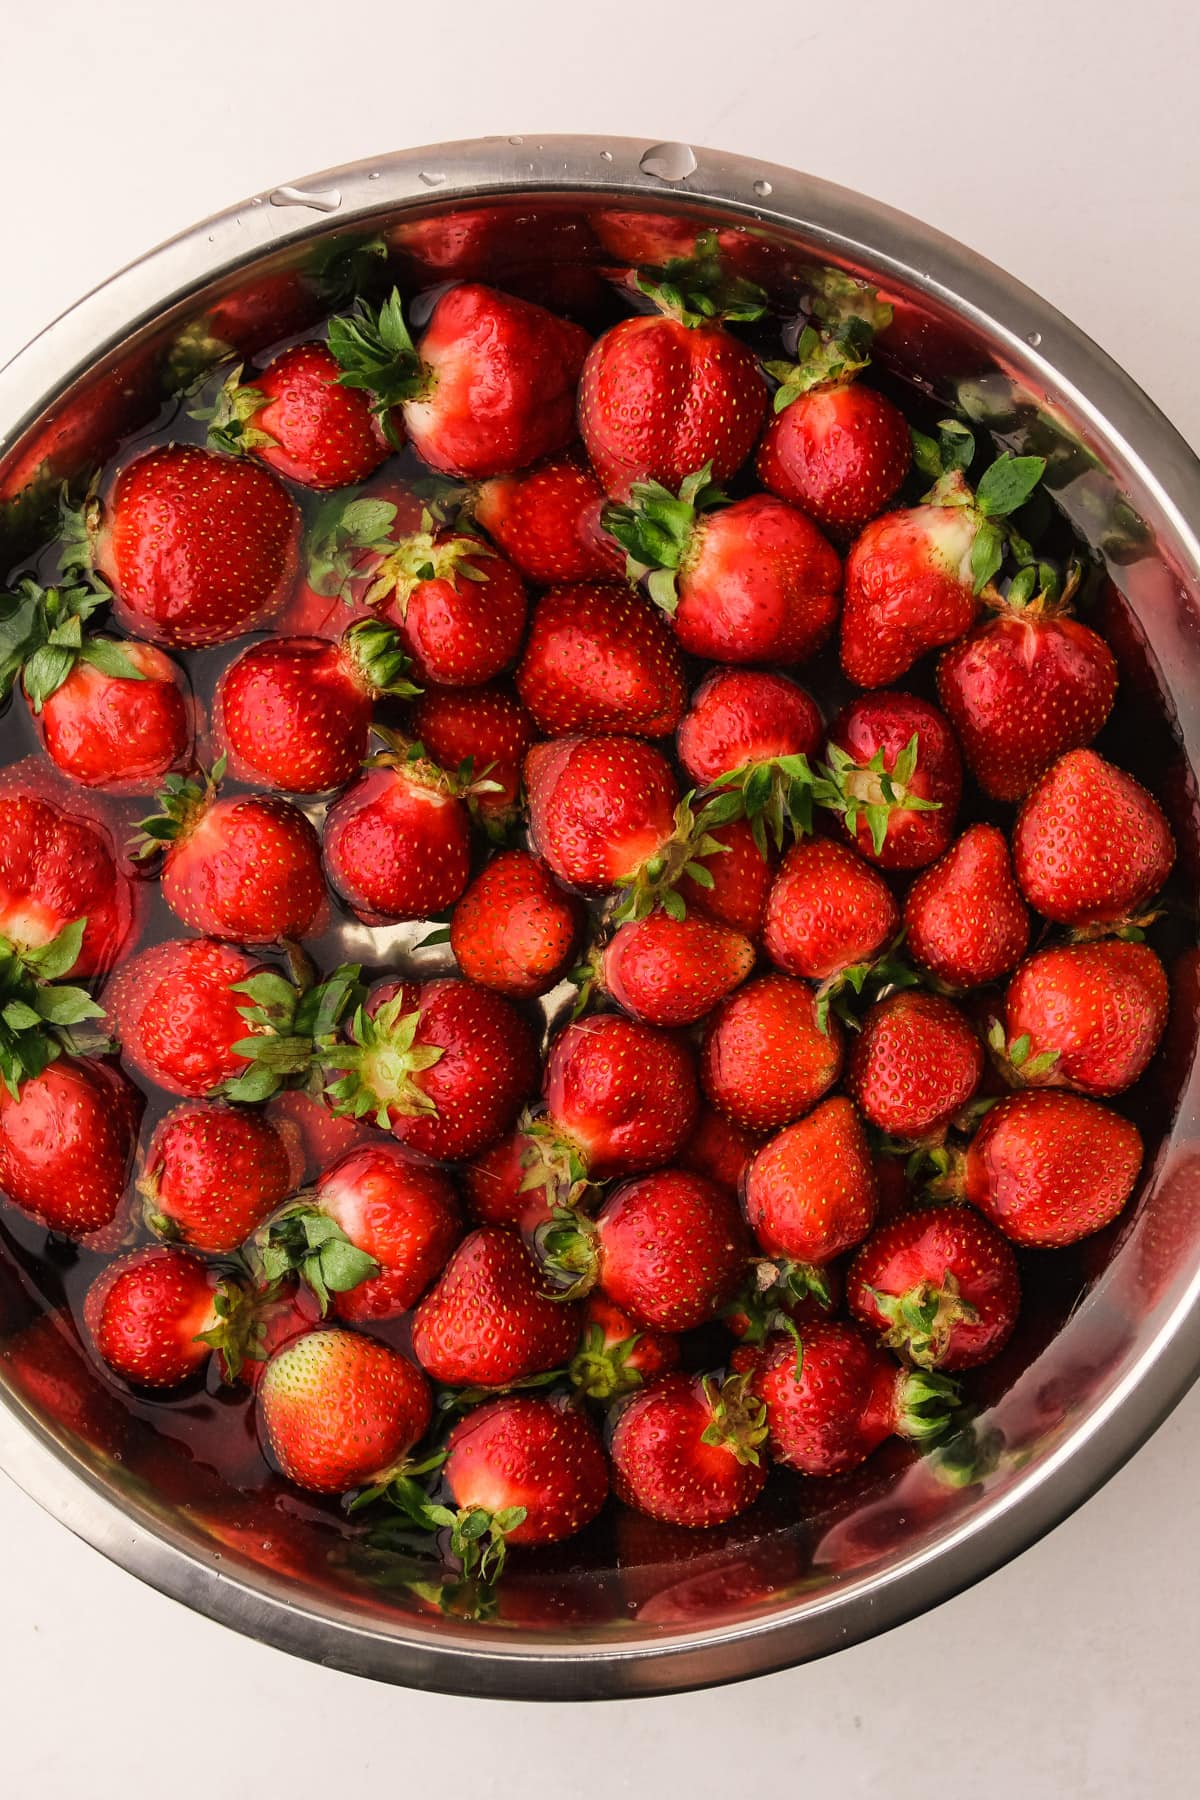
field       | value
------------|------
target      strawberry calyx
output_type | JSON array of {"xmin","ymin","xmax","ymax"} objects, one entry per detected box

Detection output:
[
  {"xmin": 0, "ymin": 917, "xmax": 107, "ymax": 1099},
  {"xmin": 610, "ymin": 792, "xmax": 733, "ymax": 925},
  {"xmin": 531, "ymin": 1202, "xmax": 601, "ymax": 1301},
  {"xmin": 893, "ymin": 1367, "xmax": 962, "ymax": 1443},
  {"xmin": 630, "ymin": 231, "xmax": 767, "ymax": 328},
  {"xmin": 986, "ymin": 1019, "xmax": 1061, "ymax": 1088},
  {"xmin": 815, "ymin": 943, "xmax": 922, "ymax": 1035},
  {"xmin": 195, "ymin": 364, "xmax": 277, "ymax": 458},
  {"xmin": 867, "ymin": 1274, "xmax": 980, "ymax": 1370},
  {"xmin": 364, "ymin": 726, "xmax": 503, "ymax": 805},
  {"xmin": 319, "ymin": 989, "xmax": 446, "ymax": 1130},
  {"xmin": 701, "ymin": 754, "xmax": 816, "ymax": 857},
  {"xmin": 812, "ymin": 733, "xmax": 941, "ymax": 858},
  {"xmin": 304, "ymin": 492, "xmax": 402, "ymax": 599},
  {"xmin": 700, "ymin": 1369, "xmax": 770, "ymax": 1467},
  {"xmin": 764, "ymin": 316, "xmax": 874, "ymax": 413},
  {"xmin": 802, "ymin": 265, "xmax": 895, "ymax": 337},
  {"xmin": 1068, "ymin": 909, "xmax": 1161, "ymax": 946},
  {"xmin": 377, "ymin": 1474, "xmax": 527, "ymax": 1586},
  {"xmin": 919, "ymin": 1144, "xmax": 969, "ymax": 1202},
  {"xmin": 925, "ymin": 1416, "xmax": 1006, "ymax": 1490},
  {"xmin": 222, "ymin": 959, "xmax": 366, "ymax": 1105},
  {"xmin": 602, "ymin": 463, "xmax": 727, "ymax": 615},
  {"xmin": 726, "ymin": 1258, "xmax": 833, "ymax": 1347},
  {"xmin": 362, "ymin": 515, "xmax": 495, "ymax": 617},
  {"xmin": 327, "ymin": 287, "xmax": 429, "ymax": 429},
  {"xmin": 568, "ymin": 1320, "xmax": 647, "ymax": 1400},
  {"xmin": 132, "ymin": 756, "xmax": 224, "ymax": 860},
  {"xmin": 912, "ymin": 420, "xmax": 1046, "ymax": 594},
  {"xmin": 983, "ymin": 556, "xmax": 1082, "ymax": 622},
  {"xmin": 191, "ymin": 1273, "xmax": 265, "ymax": 1383},
  {"xmin": 0, "ymin": 576, "xmax": 146, "ymax": 710},
  {"xmin": 337, "ymin": 617, "xmax": 421, "ymax": 700},
  {"xmin": 252, "ymin": 1202, "xmax": 380, "ymax": 1315}
]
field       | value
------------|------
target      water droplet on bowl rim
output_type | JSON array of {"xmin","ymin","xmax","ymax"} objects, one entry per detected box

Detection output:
[
  {"xmin": 599, "ymin": 149, "xmax": 613, "ymax": 162},
  {"xmin": 418, "ymin": 170, "xmax": 446, "ymax": 188},
  {"xmin": 1026, "ymin": 330, "xmax": 1043, "ymax": 348},
  {"xmin": 753, "ymin": 178, "xmax": 773, "ymax": 198},
  {"xmin": 268, "ymin": 184, "xmax": 343, "ymax": 214},
  {"xmin": 638, "ymin": 141, "xmax": 697, "ymax": 183},
  {"xmin": 509, "ymin": 135, "xmax": 524, "ymax": 145}
]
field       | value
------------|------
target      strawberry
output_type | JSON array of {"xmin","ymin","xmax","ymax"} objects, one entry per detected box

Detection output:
[
  {"xmin": 903, "ymin": 824, "xmax": 1030, "ymax": 990},
  {"xmin": 609, "ymin": 1371, "xmax": 768, "ymax": 1528},
  {"xmin": 411, "ymin": 1226, "xmax": 581, "ymax": 1387},
  {"xmin": 84, "ymin": 1246, "xmax": 254, "ymax": 1388},
  {"xmin": 0, "ymin": 1055, "xmax": 141, "ymax": 1237},
  {"xmin": 450, "ymin": 849, "xmax": 583, "ymax": 999},
  {"xmin": 214, "ymin": 619, "xmax": 418, "ymax": 794},
  {"xmin": 1000, "ymin": 939, "xmax": 1168, "ymax": 1097},
  {"xmin": 597, "ymin": 911, "xmax": 755, "ymax": 1028},
  {"xmin": 515, "ymin": 582, "xmax": 685, "ymax": 737},
  {"xmin": 106, "ymin": 937, "xmax": 264, "ymax": 1097},
  {"xmin": 407, "ymin": 682, "xmax": 535, "ymax": 837},
  {"xmin": 677, "ymin": 666, "xmax": 822, "ymax": 787},
  {"xmin": 265, "ymin": 1086, "xmax": 373, "ymax": 1180},
  {"xmin": 464, "ymin": 1127, "xmax": 541, "ymax": 1228},
  {"xmin": 443, "ymin": 1395, "xmax": 609, "ymax": 1543},
  {"xmin": 328, "ymin": 284, "xmax": 589, "ymax": 476},
  {"xmin": 819, "ymin": 692, "xmax": 962, "ymax": 870},
  {"xmin": 89, "ymin": 444, "xmax": 301, "ymax": 647},
  {"xmin": 0, "ymin": 787, "xmax": 134, "ymax": 977},
  {"xmin": 1012, "ymin": 749, "xmax": 1174, "ymax": 926},
  {"xmin": 723, "ymin": 1257, "xmax": 844, "ymax": 1347},
  {"xmin": 322, "ymin": 738, "xmax": 477, "ymax": 924},
  {"xmin": 679, "ymin": 1106, "xmax": 761, "ymax": 1194},
  {"xmin": 540, "ymin": 1014, "xmax": 698, "ymax": 1180},
  {"xmin": 259, "ymin": 1140, "xmax": 460, "ymax": 1322},
  {"xmin": 357, "ymin": 521, "xmax": 527, "ymax": 689},
  {"xmin": 847, "ymin": 1205, "xmax": 1020, "ymax": 1371},
  {"xmin": 0, "ymin": 577, "xmax": 193, "ymax": 790},
  {"xmin": 700, "ymin": 973, "xmax": 843, "ymax": 1134},
  {"xmin": 321, "ymin": 977, "xmax": 539, "ymax": 1162},
  {"xmin": 568, "ymin": 1294, "xmax": 681, "ymax": 1400},
  {"xmin": 258, "ymin": 1327, "xmax": 432, "ymax": 1494},
  {"xmin": 744, "ymin": 1095, "xmax": 877, "ymax": 1270},
  {"xmin": 203, "ymin": 341, "xmax": 393, "ymax": 488},
  {"xmin": 282, "ymin": 482, "xmax": 427, "ymax": 638},
  {"xmin": 962, "ymin": 1088, "xmax": 1142, "ymax": 1246},
  {"xmin": 138, "ymin": 1101, "xmax": 294, "ymax": 1253},
  {"xmin": 537, "ymin": 1169, "xmax": 751, "ymax": 1331},
  {"xmin": 592, "ymin": 213, "xmax": 774, "ymax": 284},
  {"xmin": 473, "ymin": 454, "xmax": 624, "ymax": 582},
  {"xmin": 749, "ymin": 1319, "xmax": 958, "ymax": 1475},
  {"xmin": 525, "ymin": 734, "xmax": 679, "ymax": 895},
  {"xmin": 604, "ymin": 473, "xmax": 841, "ymax": 666},
  {"xmin": 839, "ymin": 426, "xmax": 1045, "ymax": 686},
  {"xmin": 937, "ymin": 561, "xmax": 1118, "ymax": 801},
  {"xmin": 848, "ymin": 991, "xmax": 983, "ymax": 1141},
  {"xmin": 675, "ymin": 816, "xmax": 776, "ymax": 940},
  {"xmin": 763, "ymin": 836, "xmax": 899, "ymax": 982},
  {"xmin": 138, "ymin": 766, "xmax": 325, "ymax": 945}
]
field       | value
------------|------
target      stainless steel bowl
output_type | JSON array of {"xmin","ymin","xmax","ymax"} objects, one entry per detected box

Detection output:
[{"xmin": 1, "ymin": 137, "xmax": 1198, "ymax": 1700}]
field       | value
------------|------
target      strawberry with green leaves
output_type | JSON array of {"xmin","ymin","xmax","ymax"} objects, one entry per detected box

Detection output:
[
  {"xmin": 355, "ymin": 517, "xmax": 527, "ymax": 689},
  {"xmin": 473, "ymin": 454, "xmax": 624, "ymax": 583},
  {"xmin": 107, "ymin": 937, "xmax": 265, "ymax": 1097},
  {"xmin": 847, "ymin": 1205, "xmax": 1020, "ymax": 1372},
  {"xmin": 568, "ymin": 1294, "xmax": 681, "ymax": 1401},
  {"xmin": 609, "ymin": 1371, "xmax": 768, "ymax": 1528},
  {"xmin": 675, "ymin": 816, "xmax": 776, "ymax": 940},
  {"xmin": 449, "ymin": 849, "xmax": 584, "ymax": 999},
  {"xmin": 0, "ymin": 917, "xmax": 107, "ymax": 1099},
  {"xmin": 701, "ymin": 973, "xmax": 843, "ymax": 1135},
  {"xmin": 84, "ymin": 1246, "xmax": 262, "ymax": 1388},
  {"xmin": 998, "ymin": 938, "xmax": 1169, "ymax": 1097},
  {"xmin": 0, "ymin": 786, "xmax": 135, "ymax": 978},
  {"xmin": 443, "ymin": 1395, "xmax": 609, "ymax": 1545},
  {"xmin": 281, "ymin": 483, "xmax": 426, "ymax": 638},
  {"xmin": 817, "ymin": 692, "xmax": 961, "ymax": 870},
  {"xmin": 202, "ymin": 341, "xmax": 394, "ymax": 488},
  {"xmin": 525, "ymin": 733, "xmax": 681, "ymax": 902},
  {"xmin": 411, "ymin": 1226, "xmax": 582, "ymax": 1387},
  {"xmin": 1012, "ymin": 748, "xmax": 1174, "ymax": 927},
  {"xmin": 515, "ymin": 582, "xmax": 686, "ymax": 737},
  {"xmin": 903, "ymin": 824, "xmax": 1030, "ymax": 991},
  {"xmin": 676, "ymin": 667, "xmax": 823, "ymax": 853},
  {"xmin": 138, "ymin": 1101, "xmax": 295, "ymax": 1254},
  {"xmin": 258, "ymin": 1327, "xmax": 432, "ymax": 1495},
  {"xmin": 537, "ymin": 1013, "xmax": 698, "ymax": 1183}
]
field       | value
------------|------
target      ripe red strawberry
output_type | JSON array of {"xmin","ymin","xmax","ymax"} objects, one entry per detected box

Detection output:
[
  {"xmin": 0, "ymin": 1056, "xmax": 141, "ymax": 1238},
  {"xmin": 744, "ymin": 1096, "xmax": 878, "ymax": 1269},
  {"xmin": 328, "ymin": 283, "xmax": 589, "ymax": 476},
  {"xmin": 259, "ymin": 1327, "xmax": 432, "ymax": 1494},
  {"xmin": 679, "ymin": 1106, "xmax": 761, "ymax": 1194},
  {"xmin": 321, "ymin": 977, "xmax": 539, "ymax": 1162},
  {"xmin": 848, "ymin": 991, "xmax": 983, "ymax": 1140},
  {"xmin": 139, "ymin": 1101, "xmax": 294, "ymax": 1253},
  {"xmin": 1001, "ymin": 939, "xmax": 1169, "ymax": 1097},
  {"xmin": 525, "ymin": 734, "xmax": 680, "ymax": 895},
  {"xmin": 568, "ymin": 1294, "xmax": 682, "ymax": 1400},
  {"xmin": 411, "ymin": 1226, "xmax": 582, "ymax": 1386},
  {"xmin": 937, "ymin": 562, "xmax": 1118, "ymax": 801},
  {"xmin": 215, "ymin": 620, "xmax": 418, "ymax": 794},
  {"xmin": 264, "ymin": 1087, "xmax": 373, "ymax": 1181},
  {"xmin": 463, "ymin": 1127, "xmax": 540, "ymax": 1228},
  {"xmin": 85, "ymin": 1246, "xmax": 256, "ymax": 1388},
  {"xmin": 407, "ymin": 682, "xmax": 535, "ymax": 837},
  {"xmin": 847, "ymin": 1205, "xmax": 1020, "ymax": 1371},
  {"xmin": 450, "ymin": 849, "xmax": 584, "ymax": 998},
  {"xmin": 609, "ymin": 1370, "xmax": 768, "ymax": 1528},
  {"xmin": 359, "ymin": 523, "xmax": 527, "ymax": 688},
  {"xmin": 473, "ymin": 454, "xmax": 624, "ymax": 582},
  {"xmin": 605, "ymin": 475, "xmax": 841, "ymax": 666},
  {"xmin": 903, "ymin": 824, "xmax": 1030, "ymax": 990},
  {"xmin": 756, "ymin": 357, "xmax": 910, "ymax": 535},
  {"xmin": 540, "ymin": 1014, "xmax": 698, "ymax": 1180},
  {"xmin": 140, "ymin": 768, "xmax": 325, "ymax": 945},
  {"xmin": 763, "ymin": 836, "xmax": 899, "ymax": 981},
  {"xmin": 515, "ymin": 583, "xmax": 685, "ymax": 737},
  {"xmin": 592, "ymin": 211, "xmax": 775, "ymax": 283},
  {"xmin": 281, "ymin": 480, "xmax": 427, "ymax": 639},
  {"xmin": 701, "ymin": 973, "xmax": 843, "ymax": 1134},
  {"xmin": 204, "ymin": 341, "xmax": 393, "ymax": 488},
  {"xmin": 963, "ymin": 1088, "xmax": 1142, "ymax": 1246},
  {"xmin": 723, "ymin": 1257, "xmax": 844, "ymax": 1347},
  {"xmin": 749, "ymin": 1319, "xmax": 958, "ymax": 1475},
  {"xmin": 107, "ymin": 937, "xmax": 263, "ymax": 1097},
  {"xmin": 260, "ymin": 1140, "xmax": 460, "ymax": 1322},
  {"xmin": 1012, "ymin": 749, "xmax": 1174, "ymax": 926},
  {"xmin": 677, "ymin": 667, "xmax": 822, "ymax": 784},
  {"xmin": 819, "ymin": 692, "xmax": 962, "ymax": 870},
  {"xmin": 90, "ymin": 444, "xmax": 301, "ymax": 647},
  {"xmin": 675, "ymin": 816, "xmax": 776, "ymax": 940},
  {"xmin": 598, "ymin": 911, "xmax": 755, "ymax": 1028},
  {"xmin": 323, "ymin": 742, "xmax": 475, "ymax": 924},
  {"xmin": 538, "ymin": 1169, "xmax": 751, "ymax": 1331},
  {"xmin": 0, "ymin": 786, "xmax": 135, "ymax": 977},
  {"xmin": 444, "ymin": 1396, "xmax": 609, "ymax": 1543}
]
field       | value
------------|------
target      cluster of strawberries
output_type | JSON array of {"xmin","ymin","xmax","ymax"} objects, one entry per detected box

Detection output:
[{"xmin": 0, "ymin": 231, "xmax": 1177, "ymax": 1592}]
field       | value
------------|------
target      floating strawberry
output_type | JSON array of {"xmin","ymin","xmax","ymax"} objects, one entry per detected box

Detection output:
[
  {"xmin": 0, "ymin": 787, "xmax": 135, "ymax": 977},
  {"xmin": 937, "ymin": 561, "xmax": 1118, "ymax": 801},
  {"xmin": 848, "ymin": 991, "xmax": 983, "ymax": 1141},
  {"xmin": 215, "ymin": 619, "xmax": 418, "ymax": 794},
  {"xmin": 515, "ymin": 582, "xmax": 685, "ymax": 737},
  {"xmin": 677, "ymin": 667, "xmax": 821, "ymax": 785},
  {"xmin": 407, "ymin": 682, "xmax": 535, "ymax": 838},
  {"xmin": 536, "ymin": 1169, "xmax": 751, "ymax": 1331},
  {"xmin": 449, "ymin": 849, "xmax": 584, "ymax": 999},
  {"xmin": 609, "ymin": 1371, "xmax": 768, "ymax": 1528},
  {"xmin": 700, "ymin": 973, "xmax": 843, "ymax": 1135},
  {"xmin": 139, "ymin": 1101, "xmax": 294, "ymax": 1253},
  {"xmin": 568, "ymin": 1294, "xmax": 682, "ymax": 1400},
  {"xmin": 903, "ymin": 824, "xmax": 1030, "ymax": 990},
  {"xmin": 538, "ymin": 1014, "xmax": 698, "ymax": 1181},
  {"xmin": 258, "ymin": 1327, "xmax": 432, "ymax": 1494},
  {"xmin": 411, "ymin": 1226, "xmax": 581, "ymax": 1387},
  {"xmin": 743, "ymin": 1096, "xmax": 877, "ymax": 1274},
  {"xmin": 203, "ymin": 341, "xmax": 393, "ymax": 488},
  {"xmin": 818, "ymin": 692, "xmax": 961, "ymax": 869},
  {"xmin": 323, "ymin": 736, "xmax": 480, "ymax": 925},
  {"xmin": 1012, "ymin": 749, "xmax": 1174, "ymax": 926},
  {"xmin": 679, "ymin": 1107, "xmax": 761, "ymax": 1195},
  {"xmin": 463, "ymin": 1127, "xmax": 542, "ymax": 1228},
  {"xmin": 604, "ymin": 470, "xmax": 841, "ymax": 666},
  {"xmin": 595, "ymin": 911, "xmax": 755, "ymax": 1028},
  {"xmin": 847, "ymin": 1205, "xmax": 1020, "ymax": 1371},
  {"xmin": 84, "ymin": 1246, "xmax": 256, "ymax": 1387},
  {"xmin": 328, "ymin": 284, "xmax": 589, "ymax": 476},
  {"xmin": 87, "ymin": 444, "xmax": 301, "ymax": 647},
  {"xmin": 839, "ymin": 423, "xmax": 1045, "ymax": 686},
  {"xmin": 472, "ymin": 454, "xmax": 624, "ymax": 582},
  {"xmin": 106, "ymin": 937, "xmax": 264, "ymax": 1097},
  {"xmin": 1000, "ymin": 938, "xmax": 1169, "ymax": 1096},
  {"xmin": 525, "ymin": 734, "xmax": 680, "ymax": 898},
  {"xmin": 961, "ymin": 1088, "xmax": 1142, "ymax": 1246},
  {"xmin": 675, "ymin": 816, "xmax": 776, "ymax": 940},
  {"xmin": 356, "ymin": 519, "xmax": 527, "ymax": 689},
  {"xmin": 0, "ymin": 1055, "xmax": 141, "ymax": 1238},
  {"xmin": 444, "ymin": 1395, "xmax": 609, "ymax": 1544},
  {"xmin": 763, "ymin": 836, "xmax": 899, "ymax": 984}
]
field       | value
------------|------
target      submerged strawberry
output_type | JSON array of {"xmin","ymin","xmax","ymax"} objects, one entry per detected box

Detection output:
[
  {"xmin": 818, "ymin": 692, "xmax": 962, "ymax": 870},
  {"xmin": 568, "ymin": 1294, "xmax": 682, "ymax": 1400},
  {"xmin": 848, "ymin": 991, "xmax": 983, "ymax": 1141},
  {"xmin": 962, "ymin": 1088, "xmax": 1142, "ymax": 1246},
  {"xmin": 763, "ymin": 836, "xmax": 899, "ymax": 983},
  {"xmin": 525, "ymin": 734, "xmax": 680, "ymax": 897},
  {"xmin": 597, "ymin": 911, "xmax": 755, "ymax": 1028},
  {"xmin": 323, "ymin": 736, "xmax": 477, "ymax": 924},
  {"xmin": 85, "ymin": 1246, "xmax": 256, "ymax": 1388},
  {"xmin": 1012, "ymin": 749, "xmax": 1174, "ymax": 926},
  {"xmin": 675, "ymin": 817, "xmax": 776, "ymax": 940},
  {"xmin": 679, "ymin": 1107, "xmax": 761, "ymax": 1195},
  {"xmin": 106, "ymin": 937, "xmax": 263, "ymax": 1097},
  {"xmin": 744, "ymin": 1096, "xmax": 877, "ymax": 1272},
  {"xmin": 473, "ymin": 454, "xmax": 624, "ymax": 582},
  {"xmin": 609, "ymin": 1371, "xmax": 768, "ymax": 1528},
  {"xmin": 515, "ymin": 582, "xmax": 685, "ymax": 737},
  {"xmin": 903, "ymin": 824, "xmax": 1030, "ymax": 990},
  {"xmin": 407, "ymin": 682, "xmax": 535, "ymax": 838},
  {"xmin": 539, "ymin": 1014, "xmax": 698, "ymax": 1181},
  {"xmin": 139, "ymin": 1101, "xmax": 294, "ymax": 1253},
  {"xmin": 203, "ymin": 340, "xmax": 393, "ymax": 488},
  {"xmin": 358, "ymin": 520, "xmax": 527, "ymax": 689},
  {"xmin": 444, "ymin": 1396, "xmax": 609, "ymax": 1544},
  {"xmin": 701, "ymin": 973, "xmax": 843, "ymax": 1135},
  {"xmin": 0, "ymin": 1055, "xmax": 141, "ymax": 1238},
  {"xmin": 0, "ymin": 786, "xmax": 134, "ymax": 977},
  {"xmin": 259, "ymin": 1327, "xmax": 432, "ymax": 1494},
  {"xmin": 450, "ymin": 849, "xmax": 584, "ymax": 999},
  {"xmin": 1000, "ymin": 939, "xmax": 1169, "ymax": 1096},
  {"xmin": 847, "ymin": 1205, "xmax": 1020, "ymax": 1371},
  {"xmin": 411, "ymin": 1226, "xmax": 581, "ymax": 1387}
]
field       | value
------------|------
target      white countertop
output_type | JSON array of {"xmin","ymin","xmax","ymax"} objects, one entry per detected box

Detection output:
[{"xmin": 2, "ymin": 2, "xmax": 1198, "ymax": 1793}]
